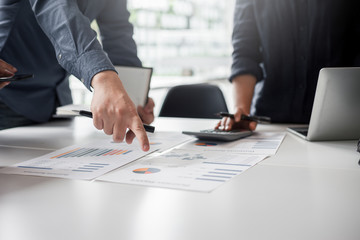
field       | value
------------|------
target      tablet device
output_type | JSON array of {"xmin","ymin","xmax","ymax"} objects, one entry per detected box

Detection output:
[
  {"xmin": 0, "ymin": 74, "xmax": 33, "ymax": 82},
  {"xmin": 182, "ymin": 129, "xmax": 253, "ymax": 142}
]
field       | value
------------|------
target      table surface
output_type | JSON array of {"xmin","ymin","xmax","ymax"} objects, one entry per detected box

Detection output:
[{"xmin": 0, "ymin": 117, "xmax": 359, "ymax": 240}]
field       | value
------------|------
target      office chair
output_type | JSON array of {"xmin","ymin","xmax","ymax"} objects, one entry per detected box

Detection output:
[{"xmin": 159, "ymin": 83, "xmax": 228, "ymax": 119}]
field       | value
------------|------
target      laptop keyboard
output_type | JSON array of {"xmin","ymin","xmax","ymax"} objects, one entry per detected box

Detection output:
[
  {"xmin": 290, "ymin": 127, "xmax": 308, "ymax": 137},
  {"xmin": 297, "ymin": 129, "xmax": 308, "ymax": 136}
]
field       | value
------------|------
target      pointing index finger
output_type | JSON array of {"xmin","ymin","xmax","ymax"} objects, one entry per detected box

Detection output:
[{"xmin": 130, "ymin": 119, "xmax": 150, "ymax": 152}]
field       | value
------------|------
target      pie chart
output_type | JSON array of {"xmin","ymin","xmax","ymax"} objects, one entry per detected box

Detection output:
[
  {"xmin": 195, "ymin": 142, "xmax": 217, "ymax": 147},
  {"xmin": 133, "ymin": 168, "xmax": 161, "ymax": 174}
]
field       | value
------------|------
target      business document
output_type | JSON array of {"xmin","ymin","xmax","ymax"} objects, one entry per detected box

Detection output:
[
  {"xmin": 0, "ymin": 132, "xmax": 191, "ymax": 180},
  {"xmin": 98, "ymin": 132, "xmax": 284, "ymax": 192},
  {"xmin": 177, "ymin": 132, "xmax": 285, "ymax": 155},
  {"xmin": 0, "ymin": 139, "xmax": 153, "ymax": 180},
  {"xmin": 98, "ymin": 149, "xmax": 267, "ymax": 192}
]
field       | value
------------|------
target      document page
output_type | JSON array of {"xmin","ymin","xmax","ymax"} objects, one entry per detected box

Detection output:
[
  {"xmin": 177, "ymin": 132, "xmax": 285, "ymax": 155},
  {"xmin": 0, "ymin": 133, "xmax": 191, "ymax": 180},
  {"xmin": 0, "ymin": 140, "xmax": 153, "ymax": 180},
  {"xmin": 143, "ymin": 131, "xmax": 193, "ymax": 152},
  {"xmin": 98, "ymin": 149, "xmax": 268, "ymax": 192}
]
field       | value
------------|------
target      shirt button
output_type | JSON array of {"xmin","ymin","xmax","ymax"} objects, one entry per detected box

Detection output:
[
  {"xmin": 58, "ymin": 54, "xmax": 62, "ymax": 60},
  {"xmin": 81, "ymin": 78, "xmax": 85, "ymax": 83}
]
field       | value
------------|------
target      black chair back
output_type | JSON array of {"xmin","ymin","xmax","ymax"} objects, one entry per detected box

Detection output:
[{"xmin": 159, "ymin": 84, "xmax": 228, "ymax": 118}]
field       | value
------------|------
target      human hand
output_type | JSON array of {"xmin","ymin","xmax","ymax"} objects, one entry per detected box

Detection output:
[
  {"xmin": 91, "ymin": 70, "xmax": 150, "ymax": 151},
  {"xmin": 216, "ymin": 74, "xmax": 257, "ymax": 131},
  {"xmin": 215, "ymin": 107, "xmax": 257, "ymax": 131},
  {"xmin": 137, "ymin": 97, "xmax": 155, "ymax": 124},
  {"xmin": 0, "ymin": 81, "xmax": 10, "ymax": 89},
  {"xmin": 0, "ymin": 59, "xmax": 17, "ymax": 89}
]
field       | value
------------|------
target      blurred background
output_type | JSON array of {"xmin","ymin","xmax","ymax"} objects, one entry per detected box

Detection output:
[{"xmin": 70, "ymin": 0, "xmax": 236, "ymax": 115}]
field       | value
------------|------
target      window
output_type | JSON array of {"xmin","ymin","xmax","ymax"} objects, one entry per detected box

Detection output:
[
  {"xmin": 70, "ymin": 0, "xmax": 235, "ymax": 111},
  {"xmin": 128, "ymin": 0, "xmax": 234, "ymax": 79}
]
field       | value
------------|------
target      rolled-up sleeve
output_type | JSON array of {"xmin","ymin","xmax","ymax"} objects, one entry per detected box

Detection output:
[
  {"xmin": 28, "ymin": 0, "xmax": 116, "ymax": 90},
  {"xmin": 230, "ymin": 0, "xmax": 263, "ymax": 82}
]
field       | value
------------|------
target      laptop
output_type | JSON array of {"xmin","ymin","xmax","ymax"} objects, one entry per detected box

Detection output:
[{"xmin": 287, "ymin": 67, "xmax": 360, "ymax": 141}]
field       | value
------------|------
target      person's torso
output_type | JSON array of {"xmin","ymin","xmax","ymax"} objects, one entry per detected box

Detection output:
[
  {"xmin": 251, "ymin": 0, "xmax": 360, "ymax": 123},
  {"xmin": 0, "ymin": 0, "xmax": 108, "ymax": 122}
]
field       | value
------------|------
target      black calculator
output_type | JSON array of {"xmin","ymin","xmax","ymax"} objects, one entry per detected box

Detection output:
[{"xmin": 182, "ymin": 129, "xmax": 253, "ymax": 142}]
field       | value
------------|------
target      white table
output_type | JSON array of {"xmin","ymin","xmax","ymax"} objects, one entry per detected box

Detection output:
[{"xmin": 0, "ymin": 117, "xmax": 359, "ymax": 240}]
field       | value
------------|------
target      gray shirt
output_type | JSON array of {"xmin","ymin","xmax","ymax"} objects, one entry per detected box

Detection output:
[{"xmin": 0, "ymin": 0, "xmax": 141, "ymax": 122}]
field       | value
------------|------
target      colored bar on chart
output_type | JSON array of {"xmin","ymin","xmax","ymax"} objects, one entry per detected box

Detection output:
[
  {"xmin": 50, "ymin": 148, "xmax": 81, "ymax": 159},
  {"xmin": 49, "ymin": 148, "xmax": 133, "ymax": 159}
]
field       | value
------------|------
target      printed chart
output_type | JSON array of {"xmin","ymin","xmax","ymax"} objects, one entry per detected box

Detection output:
[
  {"xmin": 0, "ymin": 140, "xmax": 152, "ymax": 180},
  {"xmin": 0, "ymin": 132, "xmax": 192, "ymax": 180},
  {"xmin": 50, "ymin": 148, "xmax": 133, "ymax": 159},
  {"xmin": 178, "ymin": 132, "xmax": 285, "ymax": 155},
  {"xmin": 98, "ymin": 149, "xmax": 267, "ymax": 192},
  {"xmin": 133, "ymin": 168, "xmax": 161, "ymax": 174},
  {"xmin": 1, "ymin": 131, "xmax": 285, "ymax": 191}
]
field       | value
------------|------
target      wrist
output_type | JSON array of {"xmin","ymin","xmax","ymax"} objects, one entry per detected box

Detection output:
[
  {"xmin": 234, "ymin": 105, "xmax": 251, "ymax": 115},
  {"xmin": 91, "ymin": 70, "xmax": 118, "ymax": 89}
]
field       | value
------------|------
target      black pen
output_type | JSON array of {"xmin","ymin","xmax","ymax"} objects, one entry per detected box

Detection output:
[
  {"xmin": 217, "ymin": 112, "xmax": 271, "ymax": 124},
  {"xmin": 73, "ymin": 110, "xmax": 155, "ymax": 133}
]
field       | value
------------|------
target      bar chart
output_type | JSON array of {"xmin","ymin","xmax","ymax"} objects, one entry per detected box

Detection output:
[
  {"xmin": 50, "ymin": 148, "xmax": 132, "ymax": 158},
  {"xmin": 1, "ymin": 141, "xmax": 150, "ymax": 180}
]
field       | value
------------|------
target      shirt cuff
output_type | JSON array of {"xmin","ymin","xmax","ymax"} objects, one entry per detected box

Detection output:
[
  {"xmin": 70, "ymin": 50, "xmax": 116, "ymax": 90},
  {"xmin": 230, "ymin": 58, "xmax": 263, "ymax": 82}
]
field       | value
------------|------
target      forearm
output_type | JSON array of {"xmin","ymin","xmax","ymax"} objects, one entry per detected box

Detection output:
[
  {"xmin": 232, "ymin": 74, "xmax": 257, "ymax": 114},
  {"xmin": 29, "ymin": 0, "xmax": 115, "ymax": 89}
]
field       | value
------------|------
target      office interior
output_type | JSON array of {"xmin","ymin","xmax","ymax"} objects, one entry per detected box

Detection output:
[
  {"xmin": 1, "ymin": 1, "xmax": 359, "ymax": 240},
  {"xmin": 69, "ymin": 0, "xmax": 236, "ymax": 115}
]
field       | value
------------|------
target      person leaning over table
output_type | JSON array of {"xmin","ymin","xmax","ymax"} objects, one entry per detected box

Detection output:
[
  {"xmin": 216, "ymin": 0, "xmax": 360, "ymax": 131},
  {"xmin": 0, "ymin": 0, "xmax": 155, "ymax": 151}
]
